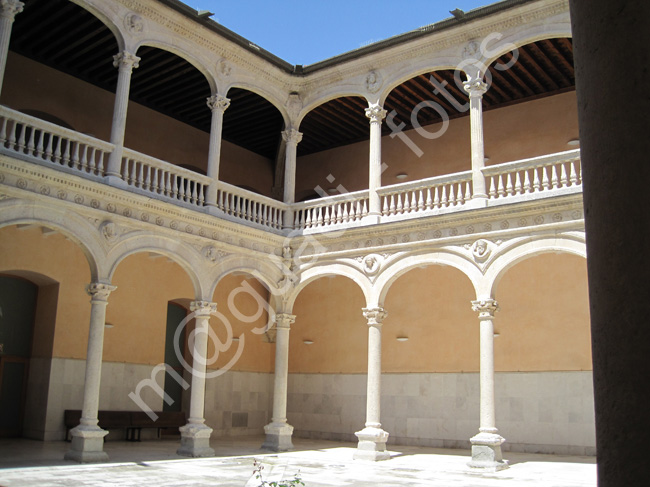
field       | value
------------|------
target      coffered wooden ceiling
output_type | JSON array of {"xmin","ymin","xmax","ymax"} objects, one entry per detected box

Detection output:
[{"xmin": 9, "ymin": 0, "xmax": 574, "ymax": 160}]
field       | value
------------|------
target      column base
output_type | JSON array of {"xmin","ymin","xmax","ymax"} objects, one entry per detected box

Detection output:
[
  {"xmin": 64, "ymin": 425, "xmax": 109, "ymax": 463},
  {"xmin": 205, "ymin": 204, "xmax": 223, "ymax": 216},
  {"xmin": 261, "ymin": 421, "xmax": 294, "ymax": 451},
  {"xmin": 176, "ymin": 423, "xmax": 214, "ymax": 458},
  {"xmin": 104, "ymin": 174, "xmax": 128, "ymax": 188},
  {"xmin": 362, "ymin": 213, "xmax": 381, "ymax": 225},
  {"xmin": 353, "ymin": 426, "xmax": 390, "ymax": 461},
  {"xmin": 465, "ymin": 196, "xmax": 489, "ymax": 208},
  {"xmin": 467, "ymin": 431, "xmax": 508, "ymax": 471}
]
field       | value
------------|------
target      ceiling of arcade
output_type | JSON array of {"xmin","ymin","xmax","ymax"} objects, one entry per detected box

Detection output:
[{"xmin": 8, "ymin": 0, "xmax": 574, "ymax": 162}]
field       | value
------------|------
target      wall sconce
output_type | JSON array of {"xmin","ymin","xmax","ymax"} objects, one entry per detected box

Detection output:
[
  {"xmin": 395, "ymin": 173, "xmax": 408, "ymax": 180},
  {"xmin": 567, "ymin": 138, "xmax": 580, "ymax": 146},
  {"xmin": 494, "ymin": 333, "xmax": 500, "ymax": 338},
  {"xmin": 232, "ymin": 336, "xmax": 240, "ymax": 342},
  {"xmin": 396, "ymin": 336, "xmax": 409, "ymax": 342},
  {"xmin": 104, "ymin": 322, "xmax": 114, "ymax": 329},
  {"xmin": 303, "ymin": 340, "xmax": 314, "ymax": 345}
]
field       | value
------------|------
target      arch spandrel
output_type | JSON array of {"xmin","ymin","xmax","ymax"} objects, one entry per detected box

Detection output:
[{"xmin": 207, "ymin": 254, "xmax": 284, "ymax": 300}]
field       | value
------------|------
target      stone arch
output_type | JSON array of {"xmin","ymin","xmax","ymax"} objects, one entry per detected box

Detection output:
[
  {"xmin": 481, "ymin": 234, "xmax": 586, "ymax": 298},
  {"xmin": 208, "ymin": 254, "xmax": 283, "ymax": 300},
  {"xmin": 224, "ymin": 82, "xmax": 289, "ymax": 128},
  {"xmin": 106, "ymin": 233, "xmax": 205, "ymax": 299},
  {"xmin": 298, "ymin": 91, "xmax": 369, "ymax": 127},
  {"xmin": 286, "ymin": 263, "xmax": 372, "ymax": 312},
  {"xmin": 378, "ymin": 59, "xmax": 461, "ymax": 107},
  {"xmin": 0, "ymin": 199, "xmax": 104, "ymax": 281},
  {"xmin": 134, "ymin": 40, "xmax": 217, "ymax": 94},
  {"xmin": 67, "ymin": 0, "xmax": 126, "ymax": 51},
  {"xmin": 374, "ymin": 250, "xmax": 481, "ymax": 307}
]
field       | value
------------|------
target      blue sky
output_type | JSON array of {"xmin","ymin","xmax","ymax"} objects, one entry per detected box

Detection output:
[{"xmin": 188, "ymin": 1, "xmax": 494, "ymax": 65}]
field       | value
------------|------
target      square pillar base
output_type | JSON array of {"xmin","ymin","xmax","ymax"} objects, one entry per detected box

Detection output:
[
  {"xmin": 354, "ymin": 426, "xmax": 390, "ymax": 461},
  {"xmin": 467, "ymin": 431, "xmax": 508, "ymax": 472},
  {"xmin": 177, "ymin": 423, "xmax": 214, "ymax": 458},
  {"xmin": 262, "ymin": 422, "xmax": 294, "ymax": 451},
  {"xmin": 64, "ymin": 425, "xmax": 109, "ymax": 463}
]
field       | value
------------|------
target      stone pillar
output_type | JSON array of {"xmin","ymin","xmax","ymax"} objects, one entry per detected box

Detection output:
[
  {"xmin": 205, "ymin": 94, "xmax": 230, "ymax": 208},
  {"xmin": 105, "ymin": 51, "xmax": 140, "ymax": 180},
  {"xmin": 569, "ymin": 1, "xmax": 650, "ymax": 484},
  {"xmin": 262, "ymin": 313, "xmax": 295, "ymax": 451},
  {"xmin": 0, "ymin": 0, "xmax": 23, "ymax": 97},
  {"xmin": 468, "ymin": 299, "xmax": 507, "ymax": 471},
  {"xmin": 365, "ymin": 104, "xmax": 387, "ymax": 220},
  {"xmin": 282, "ymin": 128, "xmax": 302, "ymax": 228},
  {"xmin": 65, "ymin": 282, "xmax": 116, "ymax": 463},
  {"xmin": 354, "ymin": 307, "xmax": 390, "ymax": 461},
  {"xmin": 177, "ymin": 301, "xmax": 216, "ymax": 458},
  {"xmin": 463, "ymin": 75, "xmax": 489, "ymax": 205}
]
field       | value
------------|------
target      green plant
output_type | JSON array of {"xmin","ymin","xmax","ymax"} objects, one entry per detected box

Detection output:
[{"xmin": 253, "ymin": 459, "xmax": 305, "ymax": 487}]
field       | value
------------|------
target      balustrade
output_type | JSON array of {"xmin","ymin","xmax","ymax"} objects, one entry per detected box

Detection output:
[
  {"xmin": 292, "ymin": 190, "xmax": 369, "ymax": 230},
  {"xmin": 217, "ymin": 182, "xmax": 286, "ymax": 231}
]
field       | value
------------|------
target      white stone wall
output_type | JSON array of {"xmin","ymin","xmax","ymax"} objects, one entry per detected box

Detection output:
[
  {"xmin": 204, "ymin": 371, "xmax": 273, "ymax": 437},
  {"xmin": 288, "ymin": 371, "xmax": 595, "ymax": 455}
]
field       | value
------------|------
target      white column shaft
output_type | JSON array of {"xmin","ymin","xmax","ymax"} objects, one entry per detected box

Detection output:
[
  {"xmin": 0, "ymin": 1, "xmax": 23, "ymax": 96},
  {"xmin": 281, "ymin": 129, "xmax": 302, "ymax": 229},
  {"xmin": 271, "ymin": 319, "xmax": 292, "ymax": 423},
  {"xmin": 366, "ymin": 105, "xmax": 386, "ymax": 216},
  {"xmin": 80, "ymin": 283, "xmax": 115, "ymax": 426},
  {"xmin": 206, "ymin": 95, "xmax": 230, "ymax": 206},
  {"xmin": 479, "ymin": 316, "xmax": 496, "ymax": 431},
  {"xmin": 366, "ymin": 323, "xmax": 382, "ymax": 427},
  {"xmin": 464, "ymin": 78, "xmax": 488, "ymax": 199},
  {"xmin": 106, "ymin": 52, "xmax": 139, "ymax": 177},
  {"xmin": 188, "ymin": 314, "xmax": 210, "ymax": 423}
]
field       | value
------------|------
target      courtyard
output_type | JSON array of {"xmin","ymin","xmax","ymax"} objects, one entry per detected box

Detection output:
[{"xmin": 0, "ymin": 437, "xmax": 596, "ymax": 487}]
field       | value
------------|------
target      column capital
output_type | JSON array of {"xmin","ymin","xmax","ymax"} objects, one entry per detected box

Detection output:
[
  {"xmin": 363, "ymin": 307, "xmax": 387, "ymax": 326},
  {"xmin": 281, "ymin": 128, "xmax": 302, "ymax": 145},
  {"xmin": 365, "ymin": 104, "xmax": 387, "ymax": 124},
  {"xmin": 274, "ymin": 313, "xmax": 296, "ymax": 329},
  {"xmin": 190, "ymin": 301, "xmax": 217, "ymax": 316},
  {"xmin": 113, "ymin": 51, "xmax": 140, "ymax": 72},
  {"xmin": 463, "ymin": 77, "xmax": 488, "ymax": 98},
  {"xmin": 0, "ymin": 0, "xmax": 24, "ymax": 21},
  {"xmin": 207, "ymin": 94, "xmax": 230, "ymax": 113},
  {"xmin": 471, "ymin": 299, "xmax": 499, "ymax": 319},
  {"xmin": 86, "ymin": 283, "xmax": 117, "ymax": 302}
]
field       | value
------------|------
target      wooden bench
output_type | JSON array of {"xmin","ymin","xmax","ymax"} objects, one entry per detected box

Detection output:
[{"xmin": 64, "ymin": 410, "xmax": 186, "ymax": 441}]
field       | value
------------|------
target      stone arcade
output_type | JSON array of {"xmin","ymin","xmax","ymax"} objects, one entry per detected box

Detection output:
[{"xmin": 0, "ymin": 0, "xmax": 594, "ymax": 473}]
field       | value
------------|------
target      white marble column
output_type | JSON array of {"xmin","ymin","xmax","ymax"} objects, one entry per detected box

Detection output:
[
  {"xmin": 463, "ymin": 75, "xmax": 489, "ymax": 205},
  {"xmin": 282, "ymin": 128, "xmax": 302, "ymax": 228},
  {"xmin": 0, "ymin": 0, "xmax": 23, "ymax": 97},
  {"xmin": 354, "ymin": 307, "xmax": 390, "ymax": 461},
  {"xmin": 262, "ymin": 313, "xmax": 295, "ymax": 451},
  {"xmin": 65, "ymin": 282, "xmax": 116, "ymax": 463},
  {"xmin": 105, "ymin": 51, "xmax": 140, "ymax": 180},
  {"xmin": 365, "ymin": 104, "xmax": 387, "ymax": 220},
  {"xmin": 177, "ymin": 301, "xmax": 216, "ymax": 458},
  {"xmin": 468, "ymin": 299, "xmax": 508, "ymax": 471},
  {"xmin": 205, "ymin": 94, "xmax": 230, "ymax": 208}
]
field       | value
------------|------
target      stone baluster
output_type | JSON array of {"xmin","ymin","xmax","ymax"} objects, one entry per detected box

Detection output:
[
  {"xmin": 354, "ymin": 307, "xmax": 390, "ymax": 461},
  {"xmin": 463, "ymin": 74, "xmax": 489, "ymax": 205},
  {"xmin": 205, "ymin": 94, "xmax": 230, "ymax": 208},
  {"xmin": 177, "ymin": 301, "xmax": 216, "ymax": 458},
  {"xmin": 0, "ymin": 0, "xmax": 23, "ymax": 96},
  {"xmin": 105, "ymin": 51, "xmax": 140, "ymax": 180},
  {"xmin": 366, "ymin": 104, "xmax": 387, "ymax": 220},
  {"xmin": 65, "ymin": 282, "xmax": 116, "ymax": 463},
  {"xmin": 468, "ymin": 299, "xmax": 508, "ymax": 471},
  {"xmin": 282, "ymin": 128, "xmax": 302, "ymax": 228},
  {"xmin": 262, "ymin": 313, "xmax": 295, "ymax": 451}
]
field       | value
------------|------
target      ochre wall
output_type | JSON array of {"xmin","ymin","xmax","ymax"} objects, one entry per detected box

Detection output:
[
  {"xmin": 296, "ymin": 91, "xmax": 579, "ymax": 198},
  {"xmin": 0, "ymin": 225, "xmax": 273, "ymax": 372},
  {"xmin": 1, "ymin": 52, "xmax": 274, "ymax": 196},
  {"xmin": 495, "ymin": 253, "xmax": 591, "ymax": 371}
]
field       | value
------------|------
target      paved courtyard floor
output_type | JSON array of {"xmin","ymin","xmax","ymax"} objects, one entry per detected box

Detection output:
[{"xmin": 0, "ymin": 436, "xmax": 596, "ymax": 487}]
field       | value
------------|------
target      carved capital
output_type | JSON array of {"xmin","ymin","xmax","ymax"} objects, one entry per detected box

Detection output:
[
  {"xmin": 0, "ymin": 0, "xmax": 24, "ymax": 20},
  {"xmin": 190, "ymin": 301, "xmax": 217, "ymax": 316},
  {"xmin": 86, "ymin": 283, "xmax": 117, "ymax": 302},
  {"xmin": 113, "ymin": 51, "xmax": 140, "ymax": 72},
  {"xmin": 363, "ymin": 307, "xmax": 387, "ymax": 326},
  {"xmin": 365, "ymin": 104, "xmax": 387, "ymax": 124},
  {"xmin": 463, "ymin": 76, "xmax": 488, "ymax": 97},
  {"xmin": 281, "ymin": 128, "xmax": 303, "ymax": 146},
  {"xmin": 471, "ymin": 299, "xmax": 499, "ymax": 319},
  {"xmin": 207, "ymin": 94, "xmax": 230, "ymax": 113},
  {"xmin": 274, "ymin": 313, "xmax": 296, "ymax": 329}
]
